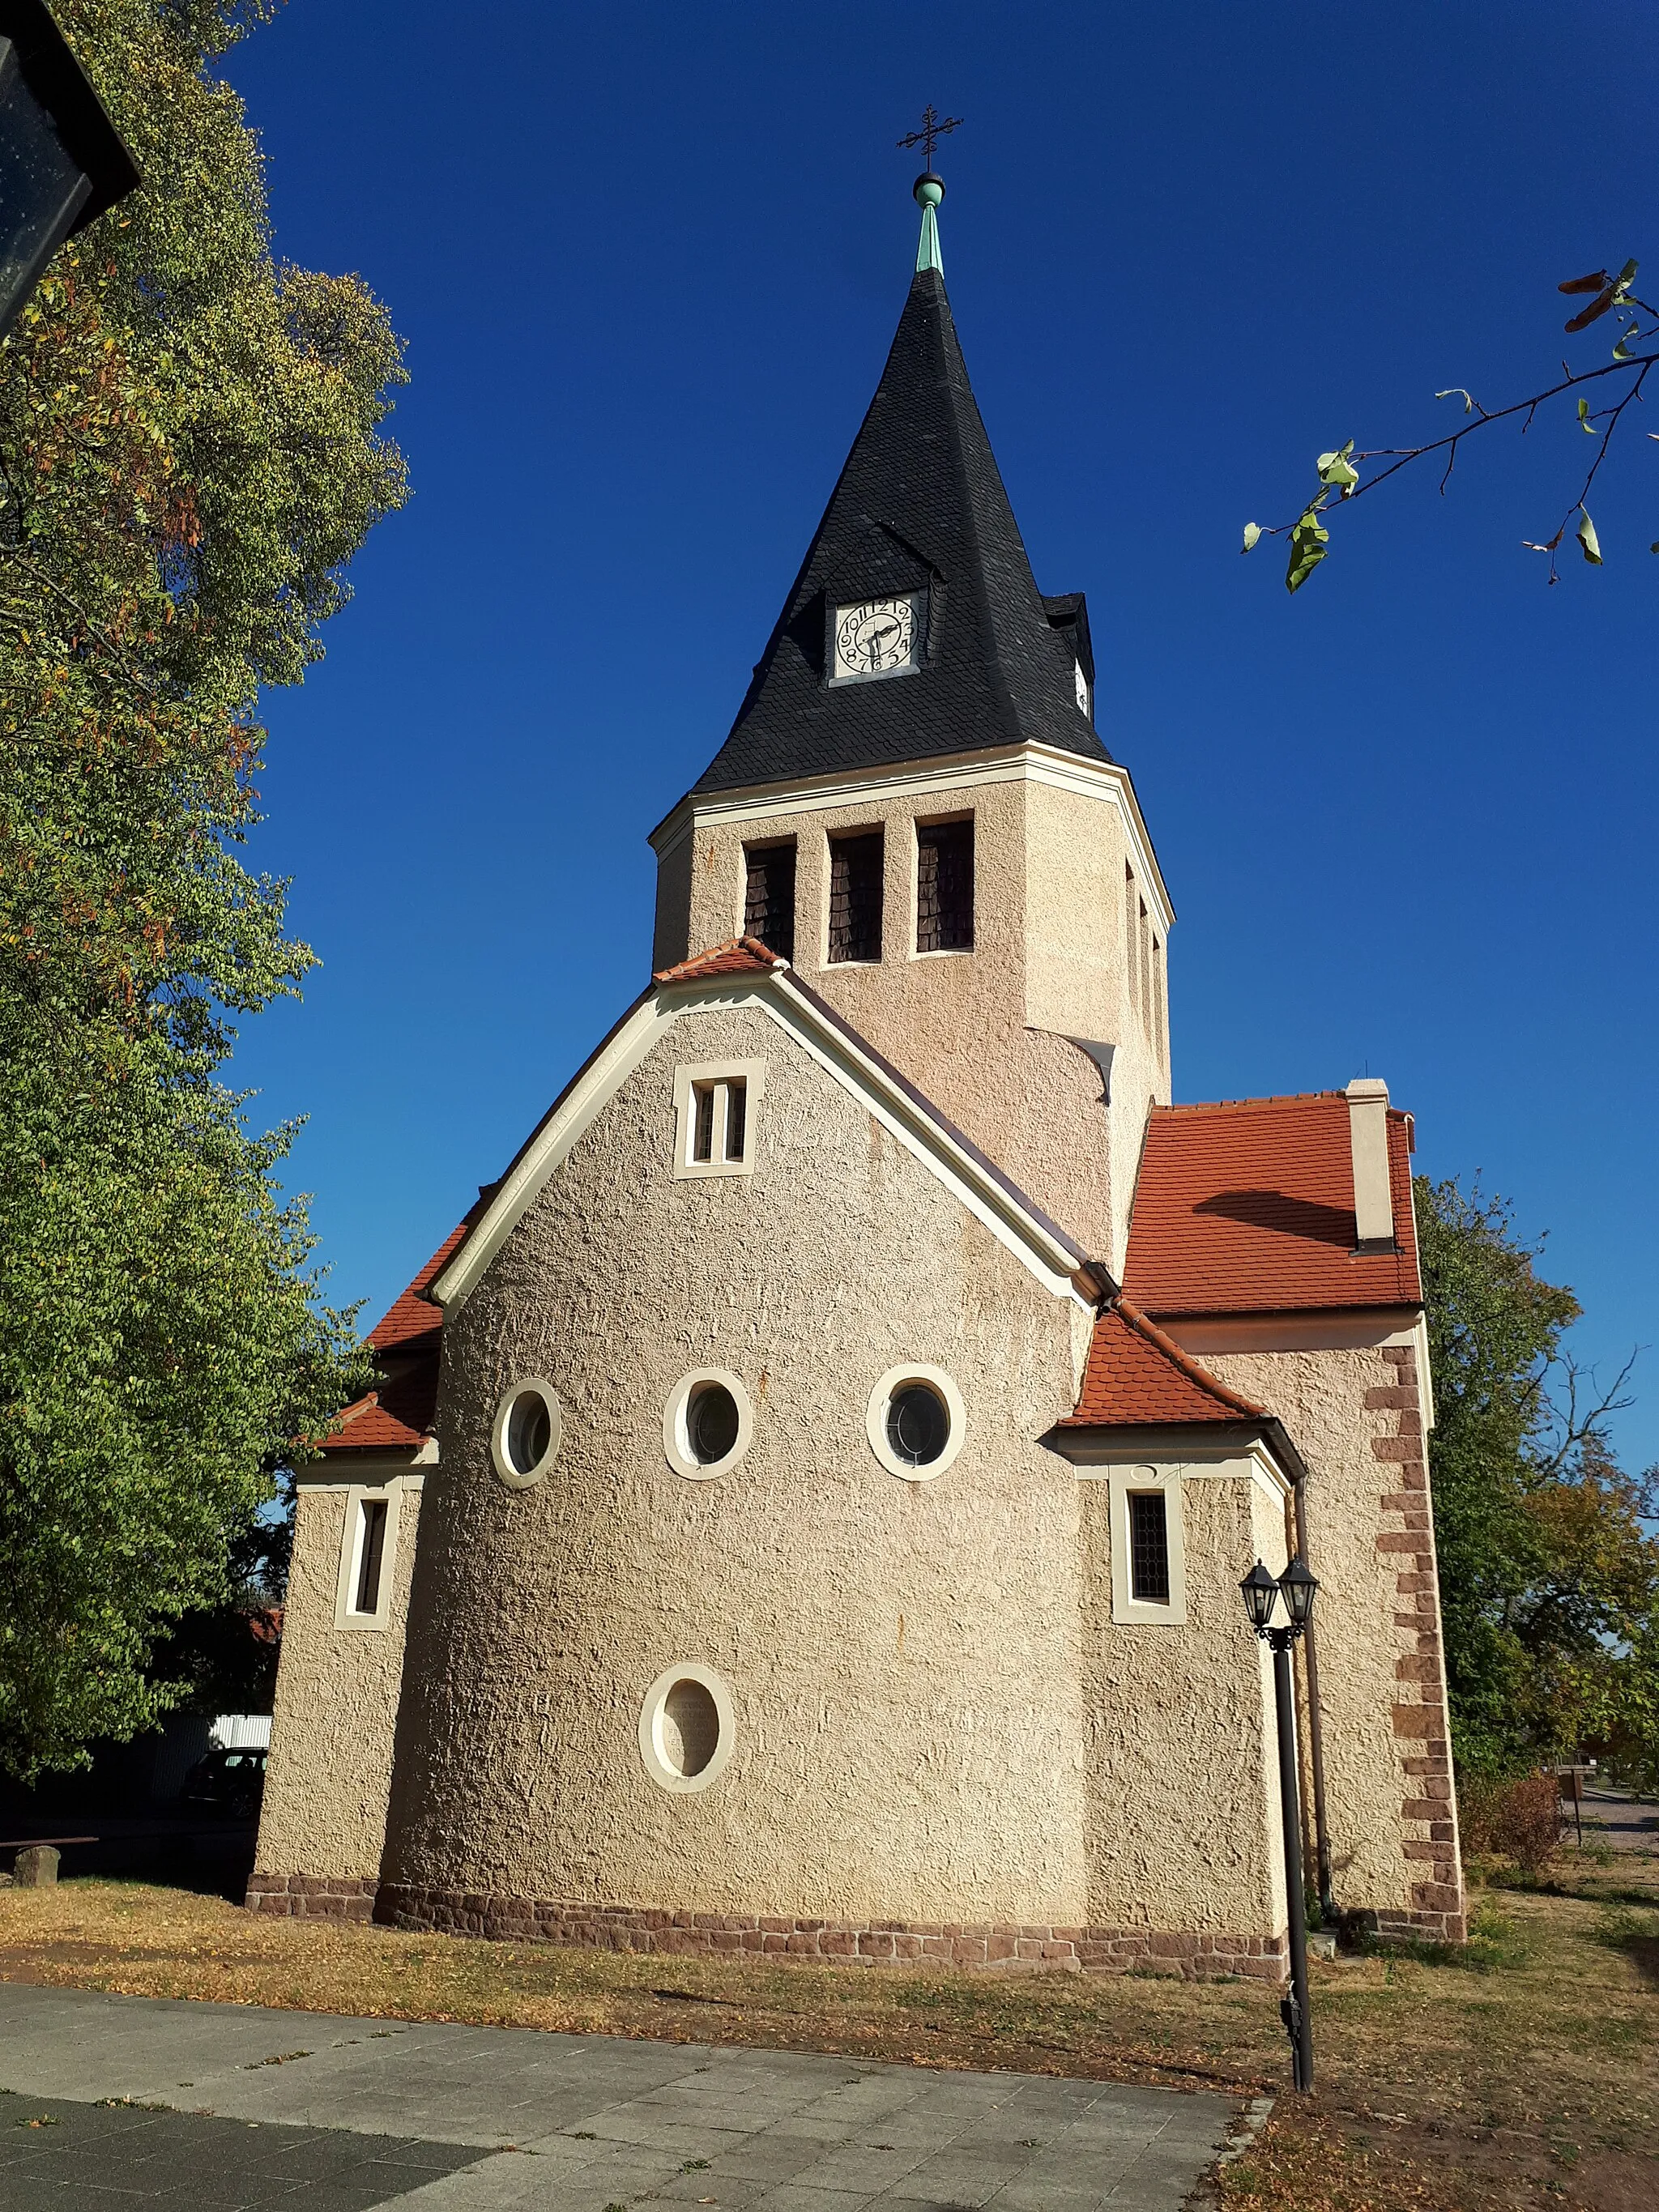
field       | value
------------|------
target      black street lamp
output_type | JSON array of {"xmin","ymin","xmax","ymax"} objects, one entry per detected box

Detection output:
[
  {"xmin": 1240, "ymin": 1554, "xmax": 1321, "ymax": 2092},
  {"xmin": 0, "ymin": 0, "xmax": 139, "ymax": 343}
]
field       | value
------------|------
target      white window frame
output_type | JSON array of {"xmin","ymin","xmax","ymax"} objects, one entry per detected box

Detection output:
[
  {"xmin": 672, "ymin": 1059, "xmax": 767, "ymax": 1180},
  {"xmin": 663, "ymin": 1368, "xmax": 754, "ymax": 1481},
  {"xmin": 1107, "ymin": 1464, "xmax": 1187, "ymax": 1625},
  {"xmin": 865, "ymin": 1363, "xmax": 967, "ymax": 1483},
  {"xmin": 489, "ymin": 1376, "xmax": 564, "ymax": 1490},
  {"xmin": 333, "ymin": 1484, "xmax": 404, "ymax": 1632},
  {"xmin": 637, "ymin": 1661, "xmax": 736, "ymax": 1794}
]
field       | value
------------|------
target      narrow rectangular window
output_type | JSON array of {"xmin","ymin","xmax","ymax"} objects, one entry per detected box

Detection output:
[
  {"xmin": 1128, "ymin": 1491, "xmax": 1171, "ymax": 1605},
  {"xmin": 354, "ymin": 1498, "xmax": 390, "ymax": 1616},
  {"xmin": 1125, "ymin": 865, "xmax": 1140, "ymax": 1014},
  {"xmin": 915, "ymin": 818, "xmax": 974, "ymax": 953},
  {"xmin": 743, "ymin": 840, "xmax": 796, "ymax": 963},
  {"xmin": 1152, "ymin": 939, "xmax": 1166, "ymax": 1066},
  {"xmin": 828, "ymin": 830, "xmax": 884, "ymax": 963},
  {"xmin": 1139, "ymin": 899, "xmax": 1152, "ymax": 1035},
  {"xmin": 691, "ymin": 1083, "xmax": 717, "ymax": 1162},
  {"xmin": 723, "ymin": 1077, "xmax": 747, "ymax": 1162}
]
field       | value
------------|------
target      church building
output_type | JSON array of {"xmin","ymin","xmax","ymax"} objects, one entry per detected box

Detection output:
[{"xmin": 251, "ymin": 173, "xmax": 1465, "ymax": 1974}]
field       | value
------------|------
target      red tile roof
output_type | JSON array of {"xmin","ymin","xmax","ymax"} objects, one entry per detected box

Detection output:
[
  {"xmin": 1062, "ymin": 1298, "xmax": 1268, "ymax": 1428},
  {"xmin": 320, "ymin": 1390, "xmax": 429, "ymax": 1454},
  {"xmin": 655, "ymin": 936, "xmax": 788, "ymax": 983},
  {"xmin": 367, "ymin": 1223, "xmax": 468, "ymax": 1350},
  {"xmin": 1123, "ymin": 1093, "xmax": 1420, "ymax": 1316},
  {"xmin": 319, "ymin": 1224, "xmax": 467, "ymax": 1454}
]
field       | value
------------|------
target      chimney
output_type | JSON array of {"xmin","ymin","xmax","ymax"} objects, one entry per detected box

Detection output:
[{"xmin": 1346, "ymin": 1078, "xmax": 1396, "ymax": 1248}]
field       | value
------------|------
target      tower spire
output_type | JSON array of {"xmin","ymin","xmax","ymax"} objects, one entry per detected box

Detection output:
[
  {"xmin": 914, "ymin": 171, "xmax": 945, "ymax": 276},
  {"xmin": 896, "ymin": 106, "xmax": 962, "ymax": 278}
]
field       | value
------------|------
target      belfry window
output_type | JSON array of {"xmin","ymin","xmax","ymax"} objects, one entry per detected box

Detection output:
[
  {"xmin": 915, "ymin": 817, "xmax": 973, "ymax": 953},
  {"xmin": 828, "ymin": 830, "xmax": 884, "ymax": 964},
  {"xmin": 743, "ymin": 839, "xmax": 795, "ymax": 962}
]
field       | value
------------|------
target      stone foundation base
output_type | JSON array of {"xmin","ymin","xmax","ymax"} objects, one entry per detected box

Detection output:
[
  {"xmin": 245, "ymin": 1872, "xmax": 377, "ymax": 1922},
  {"xmin": 361, "ymin": 1882, "xmax": 1288, "ymax": 1981}
]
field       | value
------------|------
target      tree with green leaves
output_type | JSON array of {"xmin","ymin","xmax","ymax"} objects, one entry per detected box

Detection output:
[
  {"xmin": 1244, "ymin": 259, "xmax": 1659, "ymax": 590},
  {"xmin": 0, "ymin": 0, "xmax": 403, "ymax": 1779},
  {"xmin": 1415, "ymin": 1175, "xmax": 1659, "ymax": 1786}
]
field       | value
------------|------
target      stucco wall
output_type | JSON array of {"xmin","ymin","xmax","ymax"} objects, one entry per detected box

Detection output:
[
  {"xmin": 655, "ymin": 761, "xmax": 1170, "ymax": 1266},
  {"xmin": 1192, "ymin": 1341, "xmax": 1465, "ymax": 1936},
  {"xmin": 254, "ymin": 1475, "xmax": 423, "ymax": 1884},
  {"xmin": 1078, "ymin": 1464, "xmax": 1286, "ymax": 1937},
  {"xmin": 381, "ymin": 1001, "xmax": 1094, "ymax": 1927}
]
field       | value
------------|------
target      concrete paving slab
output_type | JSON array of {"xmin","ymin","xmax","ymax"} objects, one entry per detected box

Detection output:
[{"xmin": 0, "ymin": 1982, "xmax": 1234, "ymax": 2209}]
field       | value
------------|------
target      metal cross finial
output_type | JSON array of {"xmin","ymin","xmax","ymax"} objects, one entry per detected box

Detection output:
[{"xmin": 897, "ymin": 104, "xmax": 963, "ymax": 168}]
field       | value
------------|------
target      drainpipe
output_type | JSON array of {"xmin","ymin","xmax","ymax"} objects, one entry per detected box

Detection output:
[{"xmin": 1292, "ymin": 1481, "xmax": 1336, "ymax": 1923}]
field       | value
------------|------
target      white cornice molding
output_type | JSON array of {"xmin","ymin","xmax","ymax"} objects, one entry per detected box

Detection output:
[
  {"xmin": 429, "ymin": 972, "xmax": 1095, "ymax": 1319},
  {"xmin": 650, "ymin": 745, "xmax": 1175, "ymax": 933}
]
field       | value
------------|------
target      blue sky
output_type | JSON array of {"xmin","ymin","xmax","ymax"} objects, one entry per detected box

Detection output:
[{"xmin": 220, "ymin": 1, "xmax": 1657, "ymax": 1469}]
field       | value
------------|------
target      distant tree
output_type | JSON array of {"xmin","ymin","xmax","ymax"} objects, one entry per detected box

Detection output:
[
  {"xmin": 1415, "ymin": 1176, "xmax": 1659, "ymax": 1783},
  {"xmin": 0, "ymin": 1, "xmax": 397, "ymax": 1778},
  {"xmin": 1244, "ymin": 261, "xmax": 1659, "ymax": 590}
]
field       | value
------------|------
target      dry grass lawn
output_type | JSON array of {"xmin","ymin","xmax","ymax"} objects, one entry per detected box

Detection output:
[{"xmin": 0, "ymin": 1851, "xmax": 1653, "ymax": 2212}]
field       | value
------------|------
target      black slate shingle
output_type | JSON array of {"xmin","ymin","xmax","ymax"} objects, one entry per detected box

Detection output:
[{"xmin": 692, "ymin": 266, "xmax": 1109, "ymax": 795}]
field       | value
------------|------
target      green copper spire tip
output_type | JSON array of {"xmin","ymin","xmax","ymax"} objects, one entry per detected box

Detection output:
[{"xmin": 913, "ymin": 170, "xmax": 944, "ymax": 275}]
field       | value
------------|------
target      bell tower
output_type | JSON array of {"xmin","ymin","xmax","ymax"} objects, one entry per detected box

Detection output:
[{"xmin": 650, "ymin": 170, "xmax": 1172, "ymax": 1276}]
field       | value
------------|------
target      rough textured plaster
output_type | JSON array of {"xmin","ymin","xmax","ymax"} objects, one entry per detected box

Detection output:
[
  {"xmin": 1197, "ymin": 1345, "xmax": 1460, "ymax": 1922},
  {"xmin": 255, "ymin": 1482, "xmax": 421, "ymax": 1882},
  {"xmin": 1080, "ymin": 1471, "xmax": 1286, "ymax": 1932},
  {"xmin": 381, "ymin": 1003, "xmax": 1096, "ymax": 1926},
  {"xmin": 659, "ymin": 763, "xmax": 1170, "ymax": 1268}
]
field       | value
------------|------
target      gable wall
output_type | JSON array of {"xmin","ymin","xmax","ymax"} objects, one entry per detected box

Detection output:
[
  {"xmin": 381, "ymin": 1002, "xmax": 1092, "ymax": 1927},
  {"xmin": 655, "ymin": 758, "xmax": 1171, "ymax": 1265}
]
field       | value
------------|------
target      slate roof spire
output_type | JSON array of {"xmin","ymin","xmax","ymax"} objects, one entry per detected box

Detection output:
[{"xmin": 690, "ymin": 173, "xmax": 1107, "ymax": 796}]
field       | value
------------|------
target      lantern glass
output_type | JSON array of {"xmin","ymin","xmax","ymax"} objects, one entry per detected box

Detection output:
[
  {"xmin": 1280, "ymin": 1555, "xmax": 1319, "ymax": 1629},
  {"xmin": 1240, "ymin": 1558, "xmax": 1280, "ymax": 1633},
  {"xmin": 0, "ymin": 38, "xmax": 89, "ymax": 330}
]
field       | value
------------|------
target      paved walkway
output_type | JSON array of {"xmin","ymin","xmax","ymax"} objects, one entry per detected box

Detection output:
[{"xmin": 0, "ymin": 1984, "xmax": 1235, "ymax": 2210}]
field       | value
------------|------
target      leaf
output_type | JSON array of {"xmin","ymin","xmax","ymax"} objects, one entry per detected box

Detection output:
[
  {"xmin": 1618, "ymin": 258, "xmax": 1639, "ymax": 283},
  {"xmin": 1576, "ymin": 508, "xmax": 1602, "ymax": 565},
  {"xmin": 1286, "ymin": 505, "xmax": 1330, "ymax": 595},
  {"xmin": 1613, "ymin": 325, "xmax": 1640, "ymax": 362},
  {"xmin": 1241, "ymin": 522, "xmax": 1262, "ymax": 552},
  {"xmin": 1565, "ymin": 288, "xmax": 1617, "ymax": 333},
  {"xmin": 1650, "ymin": 542, "xmax": 1659, "ymax": 554},
  {"xmin": 1559, "ymin": 269, "xmax": 1610, "ymax": 294},
  {"xmin": 1521, "ymin": 530, "xmax": 1564, "ymax": 552},
  {"xmin": 1316, "ymin": 440, "xmax": 1359, "ymax": 493},
  {"xmin": 1578, "ymin": 397, "xmax": 1596, "ymax": 433},
  {"xmin": 1436, "ymin": 387, "xmax": 1476, "ymax": 413}
]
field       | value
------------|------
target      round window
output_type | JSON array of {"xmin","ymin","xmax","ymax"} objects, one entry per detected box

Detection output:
[
  {"xmin": 688, "ymin": 1382, "xmax": 740, "ymax": 1467},
  {"xmin": 638, "ymin": 1662, "xmax": 736, "ymax": 1793},
  {"xmin": 886, "ymin": 1382, "xmax": 949, "ymax": 1467},
  {"xmin": 489, "ymin": 1378, "xmax": 562, "ymax": 1490},
  {"xmin": 658, "ymin": 1677, "xmax": 720, "ymax": 1777},
  {"xmin": 663, "ymin": 1369, "xmax": 753, "ymax": 1480},
  {"xmin": 866, "ymin": 1365, "xmax": 966, "ymax": 1481}
]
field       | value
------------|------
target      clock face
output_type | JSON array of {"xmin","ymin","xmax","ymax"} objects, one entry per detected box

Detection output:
[{"xmin": 833, "ymin": 595, "xmax": 921, "ymax": 680}]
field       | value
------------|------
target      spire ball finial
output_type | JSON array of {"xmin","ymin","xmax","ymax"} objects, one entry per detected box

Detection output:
[{"xmin": 914, "ymin": 172, "xmax": 944, "ymax": 210}]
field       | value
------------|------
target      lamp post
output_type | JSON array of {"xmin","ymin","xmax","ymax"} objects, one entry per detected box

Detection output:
[
  {"xmin": 0, "ymin": 0, "xmax": 139, "ymax": 343},
  {"xmin": 1241, "ymin": 1554, "xmax": 1320, "ymax": 2091}
]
